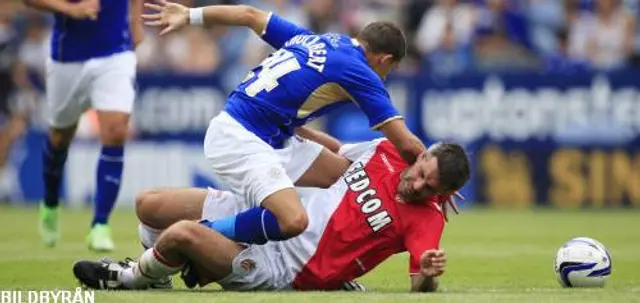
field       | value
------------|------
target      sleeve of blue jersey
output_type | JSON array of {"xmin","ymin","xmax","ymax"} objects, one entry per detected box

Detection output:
[
  {"xmin": 260, "ymin": 13, "xmax": 313, "ymax": 49},
  {"xmin": 342, "ymin": 63, "xmax": 403, "ymax": 130}
]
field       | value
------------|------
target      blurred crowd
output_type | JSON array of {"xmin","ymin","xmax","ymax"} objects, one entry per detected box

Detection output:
[
  {"xmin": 2, "ymin": 0, "xmax": 640, "ymax": 83},
  {"xmin": 0, "ymin": 0, "xmax": 638, "ymax": 198}
]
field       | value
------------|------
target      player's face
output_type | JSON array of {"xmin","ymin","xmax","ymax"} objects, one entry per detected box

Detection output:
[{"xmin": 398, "ymin": 152, "xmax": 444, "ymax": 203}]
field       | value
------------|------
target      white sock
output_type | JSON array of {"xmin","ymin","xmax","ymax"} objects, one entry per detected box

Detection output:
[
  {"xmin": 120, "ymin": 248, "xmax": 183, "ymax": 289},
  {"xmin": 138, "ymin": 223, "xmax": 163, "ymax": 248}
]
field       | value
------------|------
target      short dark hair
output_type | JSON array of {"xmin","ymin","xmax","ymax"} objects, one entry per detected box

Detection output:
[
  {"xmin": 356, "ymin": 21, "xmax": 407, "ymax": 62},
  {"xmin": 429, "ymin": 143, "xmax": 471, "ymax": 192}
]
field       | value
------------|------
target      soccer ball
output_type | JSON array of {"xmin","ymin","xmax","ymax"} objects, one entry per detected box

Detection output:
[{"xmin": 554, "ymin": 237, "xmax": 612, "ymax": 287}]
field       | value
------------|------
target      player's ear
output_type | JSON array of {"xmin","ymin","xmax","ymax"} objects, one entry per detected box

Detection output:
[{"xmin": 380, "ymin": 54, "xmax": 395, "ymax": 66}]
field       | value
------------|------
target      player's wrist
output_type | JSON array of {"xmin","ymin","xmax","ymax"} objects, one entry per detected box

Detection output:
[{"xmin": 188, "ymin": 8, "xmax": 204, "ymax": 25}]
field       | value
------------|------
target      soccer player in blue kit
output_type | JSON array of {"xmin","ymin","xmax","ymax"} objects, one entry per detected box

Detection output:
[
  {"xmin": 23, "ymin": 0, "xmax": 144, "ymax": 251},
  {"xmin": 143, "ymin": 1, "xmax": 427, "ymax": 245}
]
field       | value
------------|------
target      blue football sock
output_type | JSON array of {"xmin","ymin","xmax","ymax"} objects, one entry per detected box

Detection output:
[
  {"xmin": 42, "ymin": 139, "xmax": 68, "ymax": 208},
  {"xmin": 92, "ymin": 145, "xmax": 124, "ymax": 226},
  {"xmin": 200, "ymin": 216, "xmax": 236, "ymax": 239},
  {"xmin": 200, "ymin": 207, "xmax": 285, "ymax": 244}
]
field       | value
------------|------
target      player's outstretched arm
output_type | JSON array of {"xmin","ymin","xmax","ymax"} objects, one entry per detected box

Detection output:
[
  {"xmin": 411, "ymin": 249, "xmax": 446, "ymax": 292},
  {"xmin": 379, "ymin": 119, "xmax": 426, "ymax": 164},
  {"xmin": 142, "ymin": 0, "xmax": 269, "ymax": 36},
  {"xmin": 23, "ymin": 0, "xmax": 99, "ymax": 20}
]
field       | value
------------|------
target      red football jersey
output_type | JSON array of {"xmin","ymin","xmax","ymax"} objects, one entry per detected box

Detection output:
[{"xmin": 277, "ymin": 139, "xmax": 446, "ymax": 290}]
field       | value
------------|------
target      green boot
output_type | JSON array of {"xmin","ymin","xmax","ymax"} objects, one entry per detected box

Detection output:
[
  {"xmin": 39, "ymin": 205, "xmax": 60, "ymax": 247},
  {"xmin": 87, "ymin": 224, "xmax": 115, "ymax": 252}
]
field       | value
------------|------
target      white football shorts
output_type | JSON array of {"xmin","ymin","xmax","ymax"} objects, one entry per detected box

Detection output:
[
  {"xmin": 45, "ymin": 51, "xmax": 136, "ymax": 128},
  {"xmin": 203, "ymin": 111, "xmax": 324, "ymax": 206},
  {"xmin": 201, "ymin": 188, "xmax": 293, "ymax": 291}
]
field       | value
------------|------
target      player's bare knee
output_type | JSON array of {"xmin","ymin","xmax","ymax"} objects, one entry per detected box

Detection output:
[
  {"xmin": 136, "ymin": 189, "xmax": 174, "ymax": 229},
  {"xmin": 164, "ymin": 220, "xmax": 199, "ymax": 248},
  {"xmin": 99, "ymin": 122, "xmax": 128, "ymax": 145},
  {"xmin": 280, "ymin": 211, "xmax": 309, "ymax": 237},
  {"xmin": 135, "ymin": 190, "xmax": 158, "ymax": 224}
]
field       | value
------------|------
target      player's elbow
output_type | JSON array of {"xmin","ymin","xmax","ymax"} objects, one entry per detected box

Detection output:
[{"xmin": 237, "ymin": 5, "xmax": 264, "ymax": 29}]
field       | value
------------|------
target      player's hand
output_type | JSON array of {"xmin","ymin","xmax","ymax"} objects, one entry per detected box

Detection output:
[
  {"xmin": 142, "ymin": 0, "xmax": 189, "ymax": 36},
  {"xmin": 66, "ymin": 0, "xmax": 100, "ymax": 20},
  {"xmin": 420, "ymin": 249, "xmax": 446, "ymax": 278}
]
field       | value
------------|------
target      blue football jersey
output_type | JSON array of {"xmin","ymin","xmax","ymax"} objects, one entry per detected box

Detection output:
[
  {"xmin": 51, "ymin": 0, "xmax": 132, "ymax": 62},
  {"xmin": 225, "ymin": 13, "xmax": 402, "ymax": 148}
]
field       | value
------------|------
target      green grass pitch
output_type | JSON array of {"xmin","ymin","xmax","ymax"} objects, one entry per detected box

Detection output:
[{"xmin": 1, "ymin": 206, "xmax": 639, "ymax": 303}]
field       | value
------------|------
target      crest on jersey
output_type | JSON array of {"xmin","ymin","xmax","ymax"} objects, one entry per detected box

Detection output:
[{"xmin": 240, "ymin": 259, "xmax": 256, "ymax": 272}]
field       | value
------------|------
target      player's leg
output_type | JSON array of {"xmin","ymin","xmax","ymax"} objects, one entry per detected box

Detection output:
[
  {"xmin": 87, "ymin": 110, "xmax": 129, "ymax": 251},
  {"xmin": 135, "ymin": 188, "xmax": 208, "ymax": 249},
  {"xmin": 197, "ymin": 189, "xmax": 307, "ymax": 246},
  {"xmin": 86, "ymin": 51, "xmax": 136, "ymax": 251},
  {"xmin": 126, "ymin": 188, "xmax": 208, "ymax": 290},
  {"xmin": 198, "ymin": 128, "xmax": 349, "ymax": 245},
  {"xmin": 242, "ymin": 138, "xmax": 349, "ymax": 243},
  {"xmin": 147, "ymin": 221, "xmax": 242, "ymax": 284},
  {"xmin": 201, "ymin": 113, "xmax": 309, "ymax": 244},
  {"xmin": 40, "ymin": 125, "xmax": 78, "ymax": 246},
  {"xmin": 193, "ymin": 184, "xmax": 307, "ymax": 245},
  {"xmin": 228, "ymin": 137, "xmax": 348, "ymax": 243},
  {"xmin": 125, "ymin": 221, "xmax": 242, "ymax": 289},
  {"xmin": 0, "ymin": 74, "xmax": 27, "ymax": 179},
  {"xmin": 72, "ymin": 220, "xmax": 244, "ymax": 290},
  {"xmin": 137, "ymin": 187, "xmax": 253, "ymax": 249},
  {"xmin": 235, "ymin": 138, "xmax": 350, "ymax": 242},
  {"xmin": 0, "ymin": 113, "xmax": 27, "ymax": 168},
  {"xmin": 135, "ymin": 188, "xmax": 208, "ymax": 229},
  {"xmin": 134, "ymin": 187, "xmax": 255, "ymax": 289},
  {"xmin": 40, "ymin": 60, "xmax": 89, "ymax": 247},
  {"xmin": 253, "ymin": 187, "xmax": 308, "ymax": 238}
]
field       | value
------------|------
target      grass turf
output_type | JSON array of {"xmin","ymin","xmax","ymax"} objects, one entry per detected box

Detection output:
[{"xmin": 0, "ymin": 206, "xmax": 638, "ymax": 302}]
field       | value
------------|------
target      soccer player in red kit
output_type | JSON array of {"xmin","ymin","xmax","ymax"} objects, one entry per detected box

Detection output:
[{"xmin": 72, "ymin": 138, "xmax": 470, "ymax": 292}]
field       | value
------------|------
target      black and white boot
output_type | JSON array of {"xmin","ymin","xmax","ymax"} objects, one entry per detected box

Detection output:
[
  {"xmin": 72, "ymin": 259, "xmax": 128, "ymax": 290},
  {"xmin": 99, "ymin": 257, "xmax": 173, "ymax": 290}
]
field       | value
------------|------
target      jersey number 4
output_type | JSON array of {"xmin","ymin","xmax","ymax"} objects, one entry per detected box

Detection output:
[{"xmin": 244, "ymin": 49, "xmax": 301, "ymax": 97}]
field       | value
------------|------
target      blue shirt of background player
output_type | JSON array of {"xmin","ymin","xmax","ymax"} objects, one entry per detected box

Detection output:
[
  {"xmin": 51, "ymin": 0, "xmax": 132, "ymax": 62},
  {"xmin": 225, "ymin": 13, "xmax": 402, "ymax": 149}
]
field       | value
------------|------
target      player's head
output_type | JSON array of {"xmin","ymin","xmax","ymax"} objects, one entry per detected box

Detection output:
[
  {"xmin": 398, "ymin": 143, "xmax": 470, "ymax": 203},
  {"xmin": 356, "ymin": 21, "xmax": 407, "ymax": 80}
]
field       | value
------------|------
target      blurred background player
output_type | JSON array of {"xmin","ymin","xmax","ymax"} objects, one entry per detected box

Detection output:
[
  {"xmin": 22, "ymin": 0, "xmax": 144, "ymax": 251},
  {"xmin": 142, "ymin": 1, "xmax": 427, "ymax": 248},
  {"xmin": 0, "ymin": 5, "xmax": 22, "ymax": 199},
  {"xmin": 72, "ymin": 138, "xmax": 470, "ymax": 292}
]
